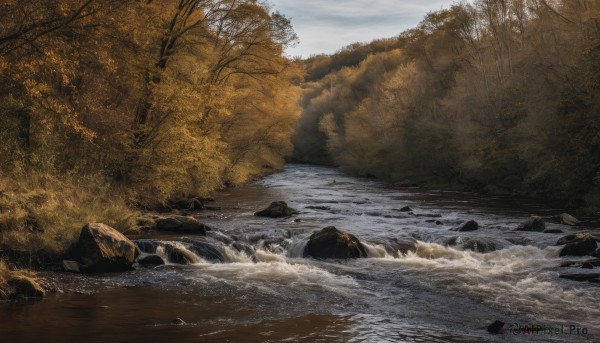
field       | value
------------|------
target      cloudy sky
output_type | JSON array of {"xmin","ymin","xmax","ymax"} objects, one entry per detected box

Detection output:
[{"xmin": 269, "ymin": 0, "xmax": 455, "ymax": 57}]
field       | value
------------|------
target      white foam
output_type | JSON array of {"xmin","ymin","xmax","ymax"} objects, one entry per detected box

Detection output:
[
  {"xmin": 187, "ymin": 260, "xmax": 360, "ymax": 296},
  {"xmin": 390, "ymin": 242, "xmax": 600, "ymax": 327},
  {"xmin": 221, "ymin": 246, "xmax": 254, "ymax": 263},
  {"xmin": 155, "ymin": 242, "xmax": 202, "ymax": 265},
  {"xmin": 362, "ymin": 242, "xmax": 393, "ymax": 258}
]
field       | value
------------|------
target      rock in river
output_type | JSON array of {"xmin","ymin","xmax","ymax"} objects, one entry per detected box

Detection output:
[
  {"xmin": 254, "ymin": 201, "xmax": 297, "ymax": 218},
  {"xmin": 559, "ymin": 233, "xmax": 598, "ymax": 257},
  {"xmin": 557, "ymin": 232, "xmax": 600, "ymax": 245},
  {"xmin": 581, "ymin": 259, "xmax": 600, "ymax": 269},
  {"xmin": 487, "ymin": 320, "xmax": 505, "ymax": 334},
  {"xmin": 559, "ymin": 213, "xmax": 580, "ymax": 226},
  {"xmin": 155, "ymin": 216, "xmax": 210, "ymax": 234},
  {"xmin": 303, "ymin": 226, "xmax": 367, "ymax": 259},
  {"xmin": 457, "ymin": 220, "xmax": 479, "ymax": 232},
  {"xmin": 138, "ymin": 254, "xmax": 165, "ymax": 266},
  {"xmin": 69, "ymin": 223, "xmax": 137, "ymax": 272},
  {"xmin": 514, "ymin": 216, "xmax": 545, "ymax": 232}
]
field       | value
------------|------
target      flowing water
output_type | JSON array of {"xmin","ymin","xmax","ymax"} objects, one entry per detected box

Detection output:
[{"xmin": 1, "ymin": 164, "xmax": 599, "ymax": 342}]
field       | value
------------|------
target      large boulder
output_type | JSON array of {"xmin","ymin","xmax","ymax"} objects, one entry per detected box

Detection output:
[
  {"xmin": 71, "ymin": 223, "xmax": 136, "ymax": 272},
  {"xmin": 514, "ymin": 216, "xmax": 545, "ymax": 232},
  {"xmin": 559, "ymin": 213, "xmax": 580, "ymax": 226},
  {"xmin": 254, "ymin": 201, "xmax": 297, "ymax": 218},
  {"xmin": 559, "ymin": 235, "xmax": 598, "ymax": 257},
  {"xmin": 8, "ymin": 276, "xmax": 45, "ymax": 299},
  {"xmin": 303, "ymin": 226, "xmax": 367, "ymax": 259},
  {"xmin": 155, "ymin": 216, "xmax": 210, "ymax": 234},
  {"xmin": 557, "ymin": 232, "xmax": 600, "ymax": 245}
]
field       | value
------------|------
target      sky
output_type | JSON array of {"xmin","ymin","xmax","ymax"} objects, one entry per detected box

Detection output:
[{"xmin": 268, "ymin": 0, "xmax": 455, "ymax": 58}]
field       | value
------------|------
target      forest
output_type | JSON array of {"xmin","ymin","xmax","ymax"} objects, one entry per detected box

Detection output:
[
  {"xmin": 294, "ymin": 0, "xmax": 600, "ymax": 210},
  {"xmin": 0, "ymin": 0, "xmax": 301, "ymax": 260}
]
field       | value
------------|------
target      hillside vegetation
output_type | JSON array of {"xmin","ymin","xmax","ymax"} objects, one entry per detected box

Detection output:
[{"xmin": 293, "ymin": 0, "xmax": 600, "ymax": 209}]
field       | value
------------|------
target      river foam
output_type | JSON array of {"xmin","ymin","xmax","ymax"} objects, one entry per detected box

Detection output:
[{"xmin": 388, "ymin": 242, "xmax": 600, "ymax": 328}]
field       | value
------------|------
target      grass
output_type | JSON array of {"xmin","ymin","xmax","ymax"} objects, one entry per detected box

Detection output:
[
  {"xmin": 0, "ymin": 172, "xmax": 139, "ymax": 266},
  {"xmin": 0, "ymin": 259, "xmax": 10, "ymax": 299}
]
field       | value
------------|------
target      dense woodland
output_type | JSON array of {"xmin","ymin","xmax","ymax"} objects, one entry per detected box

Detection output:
[
  {"xmin": 294, "ymin": 0, "xmax": 600, "ymax": 209},
  {"xmin": 0, "ymin": 0, "xmax": 301, "ymax": 255}
]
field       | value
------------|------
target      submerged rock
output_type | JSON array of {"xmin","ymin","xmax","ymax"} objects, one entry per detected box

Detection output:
[
  {"xmin": 559, "ymin": 273, "xmax": 600, "ymax": 282},
  {"xmin": 457, "ymin": 220, "xmax": 479, "ymax": 232},
  {"xmin": 306, "ymin": 205, "xmax": 331, "ymax": 211},
  {"xmin": 70, "ymin": 223, "xmax": 137, "ymax": 273},
  {"xmin": 8, "ymin": 276, "xmax": 45, "ymax": 299},
  {"xmin": 138, "ymin": 254, "xmax": 165, "ymax": 266},
  {"xmin": 543, "ymin": 228, "xmax": 564, "ymax": 234},
  {"xmin": 487, "ymin": 320, "xmax": 505, "ymax": 334},
  {"xmin": 254, "ymin": 201, "xmax": 297, "ymax": 218},
  {"xmin": 155, "ymin": 216, "xmax": 210, "ymax": 234},
  {"xmin": 387, "ymin": 237, "xmax": 417, "ymax": 256},
  {"xmin": 559, "ymin": 213, "xmax": 580, "ymax": 226},
  {"xmin": 303, "ymin": 226, "xmax": 367, "ymax": 259},
  {"xmin": 463, "ymin": 239, "xmax": 497, "ymax": 253},
  {"xmin": 514, "ymin": 216, "xmax": 545, "ymax": 232},
  {"xmin": 581, "ymin": 259, "xmax": 600, "ymax": 269},
  {"xmin": 398, "ymin": 206, "xmax": 412, "ymax": 212}
]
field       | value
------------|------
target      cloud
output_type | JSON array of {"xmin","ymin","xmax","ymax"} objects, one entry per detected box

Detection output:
[{"xmin": 269, "ymin": 0, "xmax": 454, "ymax": 57}]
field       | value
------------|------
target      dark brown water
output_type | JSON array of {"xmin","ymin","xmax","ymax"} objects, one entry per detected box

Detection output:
[{"xmin": 1, "ymin": 164, "xmax": 599, "ymax": 342}]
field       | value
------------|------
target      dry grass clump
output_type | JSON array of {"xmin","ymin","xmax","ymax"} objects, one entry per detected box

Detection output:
[{"xmin": 0, "ymin": 172, "xmax": 138, "ymax": 261}]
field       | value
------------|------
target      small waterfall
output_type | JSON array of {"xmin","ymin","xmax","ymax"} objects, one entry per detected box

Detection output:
[
  {"xmin": 361, "ymin": 242, "xmax": 394, "ymax": 258},
  {"xmin": 287, "ymin": 238, "xmax": 308, "ymax": 258}
]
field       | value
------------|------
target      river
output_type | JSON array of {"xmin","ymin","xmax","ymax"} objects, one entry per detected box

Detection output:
[{"xmin": 1, "ymin": 164, "xmax": 599, "ymax": 342}]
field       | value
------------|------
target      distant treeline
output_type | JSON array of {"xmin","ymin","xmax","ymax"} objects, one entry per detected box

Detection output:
[{"xmin": 293, "ymin": 0, "xmax": 600, "ymax": 209}]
